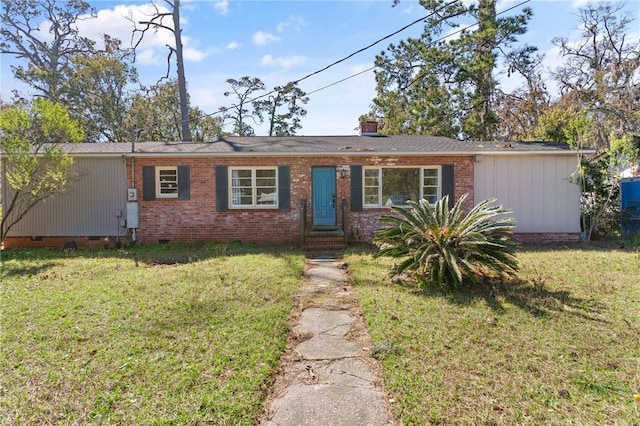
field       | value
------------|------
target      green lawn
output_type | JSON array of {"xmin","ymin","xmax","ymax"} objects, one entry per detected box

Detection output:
[
  {"xmin": 0, "ymin": 243, "xmax": 305, "ymax": 425},
  {"xmin": 3, "ymin": 241, "xmax": 639, "ymax": 425},
  {"xmin": 345, "ymin": 242, "xmax": 640, "ymax": 425}
]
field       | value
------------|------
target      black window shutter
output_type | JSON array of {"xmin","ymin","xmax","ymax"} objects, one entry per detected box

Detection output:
[
  {"xmin": 177, "ymin": 165, "xmax": 190, "ymax": 200},
  {"xmin": 350, "ymin": 165, "xmax": 363, "ymax": 211},
  {"xmin": 142, "ymin": 166, "xmax": 156, "ymax": 201},
  {"xmin": 215, "ymin": 165, "xmax": 228, "ymax": 211},
  {"xmin": 441, "ymin": 164, "xmax": 454, "ymax": 208},
  {"xmin": 278, "ymin": 165, "xmax": 290, "ymax": 211}
]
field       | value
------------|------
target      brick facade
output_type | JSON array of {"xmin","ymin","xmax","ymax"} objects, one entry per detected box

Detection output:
[
  {"xmin": 1, "ymin": 136, "xmax": 588, "ymax": 249},
  {"xmin": 2, "ymin": 152, "xmax": 581, "ymax": 249},
  {"xmin": 514, "ymin": 232, "xmax": 581, "ymax": 244},
  {"xmin": 129, "ymin": 154, "xmax": 474, "ymax": 246}
]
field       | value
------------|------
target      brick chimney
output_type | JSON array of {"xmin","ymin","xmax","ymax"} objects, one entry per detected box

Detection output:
[{"xmin": 359, "ymin": 120, "xmax": 378, "ymax": 136}]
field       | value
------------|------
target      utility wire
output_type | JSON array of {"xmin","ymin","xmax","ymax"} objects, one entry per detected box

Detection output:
[
  {"xmin": 407, "ymin": 0, "xmax": 531, "ymax": 88},
  {"xmin": 289, "ymin": 0, "xmax": 462, "ymax": 87},
  {"xmin": 196, "ymin": 0, "xmax": 531, "ymax": 125},
  {"xmin": 305, "ymin": 66, "xmax": 376, "ymax": 96},
  {"xmin": 196, "ymin": 0, "xmax": 461, "ymax": 122},
  {"xmin": 303, "ymin": 0, "xmax": 530, "ymax": 98}
]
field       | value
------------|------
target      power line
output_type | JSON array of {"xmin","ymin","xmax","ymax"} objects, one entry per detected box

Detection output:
[
  {"xmin": 289, "ymin": 0, "xmax": 462, "ymax": 87},
  {"xmin": 196, "ymin": 0, "xmax": 462, "ymax": 122},
  {"xmin": 196, "ymin": 0, "xmax": 531, "ymax": 127},
  {"xmin": 406, "ymin": 0, "xmax": 531, "ymax": 88},
  {"xmin": 302, "ymin": 0, "xmax": 531, "ymax": 98},
  {"xmin": 305, "ymin": 66, "xmax": 376, "ymax": 96}
]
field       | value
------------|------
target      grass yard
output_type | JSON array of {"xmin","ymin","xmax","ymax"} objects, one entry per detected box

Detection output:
[
  {"xmin": 0, "ymin": 243, "xmax": 305, "ymax": 425},
  {"xmin": 346, "ymin": 242, "xmax": 640, "ymax": 425}
]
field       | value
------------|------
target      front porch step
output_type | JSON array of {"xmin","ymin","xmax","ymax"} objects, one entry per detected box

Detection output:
[
  {"xmin": 303, "ymin": 229, "xmax": 346, "ymax": 251},
  {"xmin": 306, "ymin": 228, "xmax": 344, "ymax": 237}
]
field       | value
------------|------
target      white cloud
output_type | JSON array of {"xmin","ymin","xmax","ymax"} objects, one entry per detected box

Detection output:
[
  {"xmin": 260, "ymin": 54, "xmax": 307, "ymax": 69},
  {"xmin": 214, "ymin": 0, "xmax": 230, "ymax": 15},
  {"xmin": 78, "ymin": 5, "xmax": 171, "ymax": 48},
  {"xmin": 276, "ymin": 15, "xmax": 306, "ymax": 33},
  {"xmin": 253, "ymin": 31, "xmax": 280, "ymax": 46},
  {"xmin": 183, "ymin": 47, "xmax": 208, "ymax": 62},
  {"xmin": 226, "ymin": 41, "xmax": 242, "ymax": 50},
  {"xmin": 570, "ymin": 0, "xmax": 591, "ymax": 8},
  {"xmin": 190, "ymin": 86, "xmax": 219, "ymax": 109},
  {"xmin": 135, "ymin": 48, "xmax": 162, "ymax": 65},
  {"xmin": 181, "ymin": 0, "xmax": 198, "ymax": 10},
  {"xmin": 72, "ymin": 4, "xmax": 208, "ymax": 65},
  {"xmin": 276, "ymin": 21, "xmax": 288, "ymax": 33}
]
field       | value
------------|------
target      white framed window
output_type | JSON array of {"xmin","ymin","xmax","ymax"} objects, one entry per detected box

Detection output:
[
  {"xmin": 363, "ymin": 166, "xmax": 441, "ymax": 207},
  {"xmin": 422, "ymin": 167, "xmax": 440, "ymax": 204},
  {"xmin": 156, "ymin": 166, "xmax": 178, "ymax": 198},
  {"xmin": 230, "ymin": 167, "xmax": 278, "ymax": 208}
]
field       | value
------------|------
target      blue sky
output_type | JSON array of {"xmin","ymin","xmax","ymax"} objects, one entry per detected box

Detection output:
[{"xmin": 1, "ymin": 0, "xmax": 639, "ymax": 136}]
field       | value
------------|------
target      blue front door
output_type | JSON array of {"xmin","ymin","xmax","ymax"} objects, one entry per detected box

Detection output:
[{"xmin": 312, "ymin": 167, "xmax": 336, "ymax": 226}]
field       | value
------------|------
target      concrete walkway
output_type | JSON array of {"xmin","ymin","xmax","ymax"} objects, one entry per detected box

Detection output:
[{"xmin": 261, "ymin": 256, "xmax": 395, "ymax": 426}]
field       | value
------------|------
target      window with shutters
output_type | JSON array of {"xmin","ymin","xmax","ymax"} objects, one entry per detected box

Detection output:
[
  {"xmin": 363, "ymin": 166, "xmax": 441, "ymax": 207},
  {"xmin": 230, "ymin": 167, "xmax": 278, "ymax": 208},
  {"xmin": 156, "ymin": 166, "xmax": 179, "ymax": 198}
]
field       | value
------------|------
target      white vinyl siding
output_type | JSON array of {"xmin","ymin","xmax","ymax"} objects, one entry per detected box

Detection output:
[
  {"xmin": 3, "ymin": 157, "xmax": 127, "ymax": 236},
  {"xmin": 363, "ymin": 166, "xmax": 441, "ymax": 207},
  {"xmin": 230, "ymin": 167, "xmax": 278, "ymax": 208},
  {"xmin": 474, "ymin": 155, "xmax": 581, "ymax": 233}
]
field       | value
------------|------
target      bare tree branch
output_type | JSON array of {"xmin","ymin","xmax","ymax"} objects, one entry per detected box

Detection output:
[{"xmin": 128, "ymin": 0, "xmax": 191, "ymax": 141}]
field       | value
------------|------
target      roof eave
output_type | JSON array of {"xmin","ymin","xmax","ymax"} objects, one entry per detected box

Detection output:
[
  {"xmin": 3, "ymin": 148, "xmax": 594, "ymax": 158},
  {"xmin": 121, "ymin": 150, "xmax": 592, "ymax": 157}
]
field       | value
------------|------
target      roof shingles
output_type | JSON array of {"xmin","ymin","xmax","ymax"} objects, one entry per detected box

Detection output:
[{"xmin": 48, "ymin": 136, "xmax": 581, "ymax": 156}]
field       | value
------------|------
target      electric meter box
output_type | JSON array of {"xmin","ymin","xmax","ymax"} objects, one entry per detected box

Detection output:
[{"xmin": 126, "ymin": 202, "xmax": 139, "ymax": 229}]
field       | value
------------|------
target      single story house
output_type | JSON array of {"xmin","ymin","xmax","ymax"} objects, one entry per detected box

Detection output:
[{"xmin": 1, "ymin": 128, "xmax": 592, "ymax": 249}]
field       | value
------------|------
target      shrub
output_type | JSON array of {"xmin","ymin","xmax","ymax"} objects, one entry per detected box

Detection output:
[{"xmin": 373, "ymin": 194, "xmax": 519, "ymax": 290}]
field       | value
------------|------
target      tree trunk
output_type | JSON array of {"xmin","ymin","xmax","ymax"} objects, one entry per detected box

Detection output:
[
  {"xmin": 172, "ymin": 0, "xmax": 192, "ymax": 142},
  {"xmin": 268, "ymin": 95, "xmax": 278, "ymax": 136},
  {"xmin": 475, "ymin": 0, "xmax": 497, "ymax": 141}
]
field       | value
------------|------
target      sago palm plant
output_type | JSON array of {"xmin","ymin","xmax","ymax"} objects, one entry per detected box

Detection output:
[{"xmin": 373, "ymin": 194, "xmax": 519, "ymax": 290}]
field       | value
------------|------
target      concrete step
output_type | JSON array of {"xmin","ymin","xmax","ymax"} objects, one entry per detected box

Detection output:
[{"xmin": 303, "ymin": 231, "xmax": 346, "ymax": 251}]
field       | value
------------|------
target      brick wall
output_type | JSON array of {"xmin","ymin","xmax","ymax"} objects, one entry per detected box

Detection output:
[
  {"xmin": 2, "ymin": 153, "xmax": 583, "ymax": 249},
  {"xmin": 347, "ymin": 156, "xmax": 474, "ymax": 242},
  {"xmin": 514, "ymin": 233, "xmax": 581, "ymax": 244},
  {"xmin": 128, "ymin": 155, "xmax": 475, "ymax": 246},
  {"xmin": 1, "ymin": 230, "xmax": 584, "ymax": 249}
]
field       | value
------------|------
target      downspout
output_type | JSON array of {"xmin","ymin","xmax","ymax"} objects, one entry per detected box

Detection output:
[
  {"xmin": 131, "ymin": 140, "xmax": 135, "ymax": 185},
  {"xmin": 0, "ymin": 155, "xmax": 4, "ymax": 256},
  {"xmin": 130, "ymin": 140, "xmax": 137, "ymax": 243}
]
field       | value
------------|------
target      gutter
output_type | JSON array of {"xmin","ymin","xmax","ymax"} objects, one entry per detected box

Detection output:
[{"xmin": 57, "ymin": 149, "xmax": 595, "ymax": 159}]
